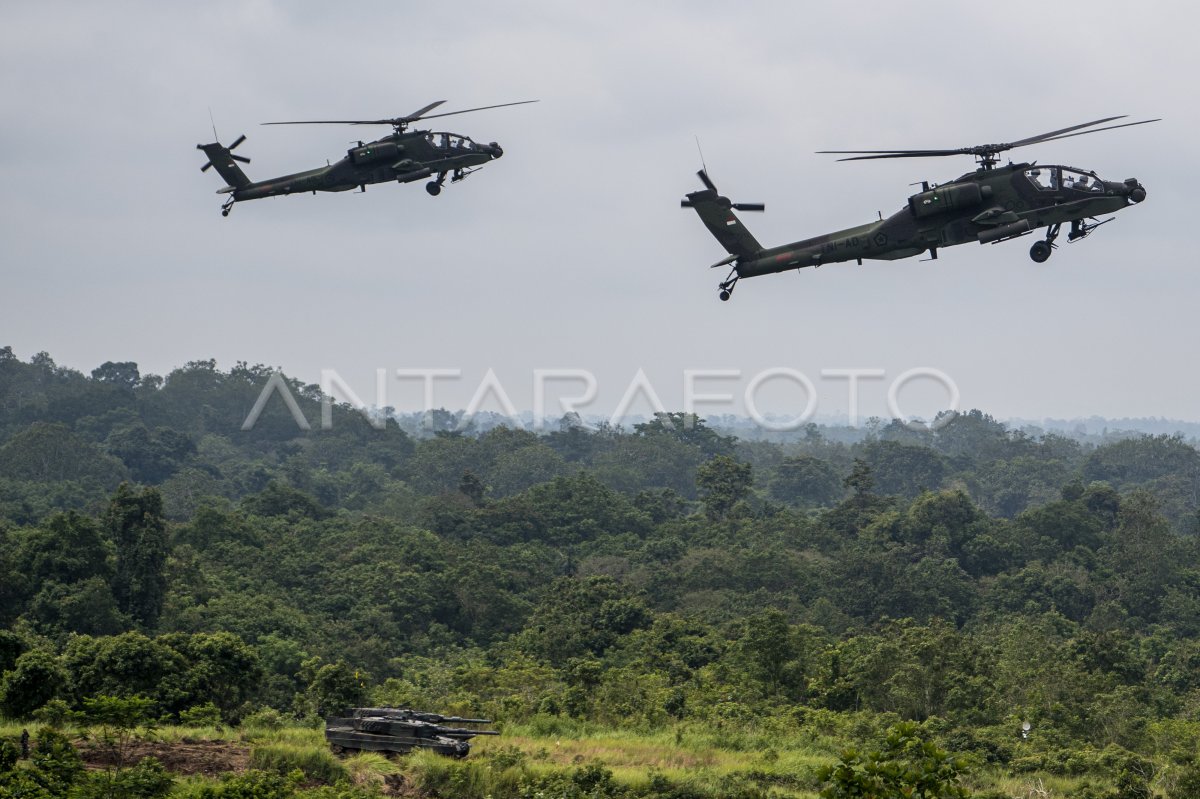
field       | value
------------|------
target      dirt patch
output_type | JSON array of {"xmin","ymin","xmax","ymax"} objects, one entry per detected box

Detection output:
[{"xmin": 77, "ymin": 738, "xmax": 251, "ymax": 778}]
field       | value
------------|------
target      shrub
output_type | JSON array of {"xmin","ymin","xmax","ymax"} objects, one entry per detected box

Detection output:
[
  {"xmin": 180, "ymin": 703, "xmax": 222, "ymax": 727},
  {"xmin": 76, "ymin": 757, "xmax": 174, "ymax": 799},
  {"xmin": 194, "ymin": 769, "xmax": 298, "ymax": 799},
  {"xmin": 242, "ymin": 707, "xmax": 289, "ymax": 731},
  {"xmin": 31, "ymin": 728, "xmax": 85, "ymax": 788},
  {"xmin": 0, "ymin": 651, "xmax": 66, "ymax": 718}
]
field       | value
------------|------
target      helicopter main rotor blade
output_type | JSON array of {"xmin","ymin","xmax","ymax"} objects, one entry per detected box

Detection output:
[
  {"xmin": 827, "ymin": 150, "xmax": 966, "ymax": 161},
  {"xmin": 262, "ymin": 100, "xmax": 537, "ymax": 128},
  {"xmin": 1006, "ymin": 115, "xmax": 1126, "ymax": 148},
  {"xmin": 818, "ymin": 148, "xmax": 960, "ymax": 155},
  {"xmin": 402, "ymin": 100, "xmax": 447, "ymax": 121},
  {"xmin": 412, "ymin": 99, "xmax": 539, "ymax": 122},
  {"xmin": 818, "ymin": 116, "xmax": 1153, "ymax": 162},
  {"xmin": 819, "ymin": 118, "xmax": 1127, "ymax": 156},
  {"xmin": 261, "ymin": 120, "xmax": 391, "ymax": 126},
  {"xmin": 1022, "ymin": 117, "xmax": 1161, "ymax": 146},
  {"xmin": 261, "ymin": 106, "xmax": 450, "ymax": 127}
]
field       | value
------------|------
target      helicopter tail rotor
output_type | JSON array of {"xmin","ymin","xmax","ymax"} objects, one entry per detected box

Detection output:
[
  {"xmin": 681, "ymin": 169, "xmax": 765, "ymax": 254},
  {"xmin": 197, "ymin": 136, "xmax": 252, "ymax": 189},
  {"xmin": 226, "ymin": 134, "xmax": 250, "ymax": 164},
  {"xmin": 681, "ymin": 169, "xmax": 766, "ymax": 301}
]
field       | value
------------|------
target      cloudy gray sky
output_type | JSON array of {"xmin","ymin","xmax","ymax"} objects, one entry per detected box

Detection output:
[{"xmin": 2, "ymin": 1, "xmax": 1196, "ymax": 424}]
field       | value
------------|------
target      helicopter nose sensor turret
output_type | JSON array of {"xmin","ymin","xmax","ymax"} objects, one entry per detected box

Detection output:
[
  {"xmin": 487, "ymin": 142, "xmax": 503, "ymax": 158},
  {"xmin": 1123, "ymin": 178, "xmax": 1147, "ymax": 203}
]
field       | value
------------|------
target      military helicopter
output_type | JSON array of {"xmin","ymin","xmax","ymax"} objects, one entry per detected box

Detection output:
[
  {"xmin": 682, "ymin": 116, "xmax": 1157, "ymax": 301},
  {"xmin": 197, "ymin": 100, "xmax": 536, "ymax": 216}
]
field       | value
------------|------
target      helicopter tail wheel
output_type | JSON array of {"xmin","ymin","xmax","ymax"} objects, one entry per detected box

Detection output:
[
  {"xmin": 717, "ymin": 268, "xmax": 739, "ymax": 301},
  {"xmin": 1029, "ymin": 240, "xmax": 1052, "ymax": 263}
]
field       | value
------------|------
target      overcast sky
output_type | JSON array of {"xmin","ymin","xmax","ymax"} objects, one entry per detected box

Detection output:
[{"xmin": 2, "ymin": 1, "xmax": 1196, "ymax": 425}]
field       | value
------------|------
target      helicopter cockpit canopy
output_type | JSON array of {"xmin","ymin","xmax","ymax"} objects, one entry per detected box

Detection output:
[
  {"xmin": 1024, "ymin": 166, "xmax": 1106, "ymax": 193},
  {"xmin": 426, "ymin": 132, "xmax": 479, "ymax": 151}
]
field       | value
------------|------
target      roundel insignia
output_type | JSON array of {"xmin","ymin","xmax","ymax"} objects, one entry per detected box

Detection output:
[{"xmin": 873, "ymin": 232, "xmax": 888, "ymax": 247}]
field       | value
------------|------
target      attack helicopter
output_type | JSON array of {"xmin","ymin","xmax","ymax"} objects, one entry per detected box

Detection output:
[
  {"xmin": 681, "ymin": 116, "xmax": 1157, "ymax": 301},
  {"xmin": 197, "ymin": 100, "xmax": 536, "ymax": 216}
]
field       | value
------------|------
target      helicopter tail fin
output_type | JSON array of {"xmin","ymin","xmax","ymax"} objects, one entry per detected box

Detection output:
[
  {"xmin": 680, "ymin": 170, "xmax": 764, "ymax": 258},
  {"xmin": 197, "ymin": 136, "xmax": 252, "ymax": 189}
]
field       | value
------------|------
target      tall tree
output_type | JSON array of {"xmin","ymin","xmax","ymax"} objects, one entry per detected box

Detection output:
[
  {"xmin": 696, "ymin": 455, "xmax": 752, "ymax": 519},
  {"xmin": 105, "ymin": 484, "xmax": 169, "ymax": 629}
]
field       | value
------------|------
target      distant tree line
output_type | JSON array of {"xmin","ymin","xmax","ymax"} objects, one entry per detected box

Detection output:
[{"xmin": 3, "ymin": 351, "xmax": 1200, "ymax": 795}]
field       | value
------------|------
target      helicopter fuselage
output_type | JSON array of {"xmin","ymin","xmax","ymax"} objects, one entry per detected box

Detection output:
[
  {"xmin": 736, "ymin": 163, "xmax": 1146, "ymax": 277},
  {"xmin": 199, "ymin": 98, "xmax": 535, "ymax": 215},
  {"xmin": 231, "ymin": 129, "xmax": 503, "ymax": 201}
]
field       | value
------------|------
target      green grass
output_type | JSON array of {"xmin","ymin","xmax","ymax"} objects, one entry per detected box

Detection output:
[
  {"xmin": 412, "ymin": 726, "xmax": 834, "ymax": 799},
  {"xmin": 244, "ymin": 725, "xmax": 326, "ymax": 746},
  {"xmin": 343, "ymin": 751, "xmax": 400, "ymax": 788},
  {"xmin": 152, "ymin": 724, "xmax": 240, "ymax": 743},
  {"xmin": 249, "ymin": 740, "xmax": 347, "ymax": 784}
]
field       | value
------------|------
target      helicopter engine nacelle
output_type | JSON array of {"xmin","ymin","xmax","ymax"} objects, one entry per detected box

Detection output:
[
  {"xmin": 349, "ymin": 142, "xmax": 402, "ymax": 165},
  {"xmin": 908, "ymin": 182, "xmax": 991, "ymax": 218}
]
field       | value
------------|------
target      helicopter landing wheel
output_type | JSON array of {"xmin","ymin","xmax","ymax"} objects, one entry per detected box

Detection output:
[
  {"xmin": 1029, "ymin": 240, "xmax": 1052, "ymax": 263},
  {"xmin": 425, "ymin": 181, "xmax": 442, "ymax": 196},
  {"xmin": 717, "ymin": 270, "xmax": 738, "ymax": 302}
]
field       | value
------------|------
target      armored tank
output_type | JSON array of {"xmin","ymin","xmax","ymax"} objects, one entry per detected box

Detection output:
[{"xmin": 325, "ymin": 707, "xmax": 498, "ymax": 758}]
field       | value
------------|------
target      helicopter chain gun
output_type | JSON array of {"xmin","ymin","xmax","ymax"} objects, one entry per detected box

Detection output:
[
  {"xmin": 682, "ymin": 116, "xmax": 1157, "ymax": 301},
  {"xmin": 198, "ymin": 100, "xmax": 536, "ymax": 216}
]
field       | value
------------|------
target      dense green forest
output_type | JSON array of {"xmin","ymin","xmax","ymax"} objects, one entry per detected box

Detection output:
[{"xmin": 3, "ymin": 348, "xmax": 1200, "ymax": 798}]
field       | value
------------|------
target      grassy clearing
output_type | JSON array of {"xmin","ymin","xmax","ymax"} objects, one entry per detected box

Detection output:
[
  {"xmin": 417, "ymin": 728, "xmax": 834, "ymax": 799},
  {"xmin": 484, "ymin": 724, "xmax": 835, "ymax": 775},
  {"xmin": 2, "ymin": 717, "xmax": 1144, "ymax": 797}
]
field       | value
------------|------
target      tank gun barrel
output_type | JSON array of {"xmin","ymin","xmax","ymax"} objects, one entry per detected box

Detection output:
[{"xmin": 439, "ymin": 728, "xmax": 500, "ymax": 738}]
